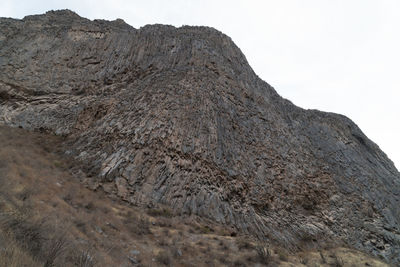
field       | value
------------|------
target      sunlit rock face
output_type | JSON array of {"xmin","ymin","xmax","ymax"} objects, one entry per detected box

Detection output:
[{"xmin": 1, "ymin": 10, "xmax": 399, "ymax": 264}]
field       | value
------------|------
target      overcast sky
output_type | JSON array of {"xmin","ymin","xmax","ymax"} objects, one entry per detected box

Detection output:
[{"xmin": 1, "ymin": 0, "xmax": 399, "ymax": 169}]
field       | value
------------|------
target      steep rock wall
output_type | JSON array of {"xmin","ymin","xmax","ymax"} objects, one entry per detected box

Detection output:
[{"xmin": 1, "ymin": 10, "xmax": 399, "ymax": 263}]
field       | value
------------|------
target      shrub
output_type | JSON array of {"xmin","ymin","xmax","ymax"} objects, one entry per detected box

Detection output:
[
  {"xmin": 331, "ymin": 253, "xmax": 344, "ymax": 267},
  {"xmin": 236, "ymin": 237, "xmax": 254, "ymax": 250},
  {"xmin": 233, "ymin": 258, "xmax": 246, "ymax": 267},
  {"xmin": 74, "ymin": 249, "xmax": 96, "ymax": 267},
  {"xmin": 124, "ymin": 214, "xmax": 151, "ymax": 236},
  {"xmin": 147, "ymin": 207, "xmax": 173, "ymax": 218},
  {"xmin": 319, "ymin": 250, "xmax": 327, "ymax": 263},
  {"xmin": 43, "ymin": 235, "xmax": 69, "ymax": 266},
  {"xmin": 255, "ymin": 243, "xmax": 271, "ymax": 264},
  {"xmin": 198, "ymin": 225, "xmax": 214, "ymax": 234},
  {"xmin": 155, "ymin": 250, "xmax": 171, "ymax": 266},
  {"xmin": 276, "ymin": 248, "xmax": 288, "ymax": 261}
]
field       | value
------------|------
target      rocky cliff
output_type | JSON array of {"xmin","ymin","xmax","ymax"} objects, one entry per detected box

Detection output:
[{"xmin": 1, "ymin": 10, "xmax": 399, "ymax": 264}]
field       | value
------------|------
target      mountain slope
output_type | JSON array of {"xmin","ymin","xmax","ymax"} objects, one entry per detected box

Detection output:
[
  {"xmin": 0, "ymin": 125, "xmax": 389, "ymax": 266},
  {"xmin": 1, "ymin": 10, "xmax": 399, "ymax": 264}
]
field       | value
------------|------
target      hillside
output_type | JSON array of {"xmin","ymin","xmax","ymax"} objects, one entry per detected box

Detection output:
[
  {"xmin": 0, "ymin": 10, "xmax": 399, "ymax": 265},
  {"xmin": 0, "ymin": 125, "xmax": 389, "ymax": 266}
]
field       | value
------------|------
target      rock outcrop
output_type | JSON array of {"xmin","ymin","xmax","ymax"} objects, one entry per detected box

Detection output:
[{"xmin": 1, "ymin": 10, "xmax": 399, "ymax": 264}]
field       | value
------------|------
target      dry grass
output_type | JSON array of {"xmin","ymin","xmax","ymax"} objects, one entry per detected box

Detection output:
[
  {"xmin": 0, "ymin": 211, "xmax": 70, "ymax": 266},
  {"xmin": 0, "ymin": 239, "xmax": 40, "ymax": 267}
]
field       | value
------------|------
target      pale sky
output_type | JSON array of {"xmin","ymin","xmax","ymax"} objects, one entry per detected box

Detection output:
[{"xmin": 1, "ymin": 0, "xmax": 399, "ymax": 170}]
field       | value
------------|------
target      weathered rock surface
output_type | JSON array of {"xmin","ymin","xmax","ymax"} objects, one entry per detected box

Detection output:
[{"xmin": 1, "ymin": 10, "xmax": 399, "ymax": 264}]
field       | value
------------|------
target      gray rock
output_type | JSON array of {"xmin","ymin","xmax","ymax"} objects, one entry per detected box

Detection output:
[
  {"xmin": 127, "ymin": 256, "xmax": 139, "ymax": 265},
  {"xmin": 1, "ymin": 9, "xmax": 399, "ymax": 264},
  {"xmin": 129, "ymin": 250, "xmax": 140, "ymax": 256}
]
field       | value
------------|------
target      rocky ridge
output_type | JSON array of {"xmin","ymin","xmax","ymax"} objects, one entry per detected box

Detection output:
[{"xmin": 0, "ymin": 10, "xmax": 399, "ymax": 264}]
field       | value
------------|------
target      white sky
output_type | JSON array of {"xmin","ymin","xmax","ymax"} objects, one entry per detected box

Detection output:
[{"xmin": 1, "ymin": 0, "xmax": 399, "ymax": 170}]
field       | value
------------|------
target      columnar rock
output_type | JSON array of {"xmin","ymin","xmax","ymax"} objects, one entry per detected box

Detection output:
[{"xmin": 1, "ymin": 10, "xmax": 399, "ymax": 264}]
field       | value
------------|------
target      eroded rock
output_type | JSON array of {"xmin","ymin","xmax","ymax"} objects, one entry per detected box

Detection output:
[{"xmin": 1, "ymin": 10, "xmax": 399, "ymax": 264}]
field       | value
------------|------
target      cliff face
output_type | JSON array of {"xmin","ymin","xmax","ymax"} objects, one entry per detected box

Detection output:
[{"xmin": 1, "ymin": 10, "xmax": 399, "ymax": 263}]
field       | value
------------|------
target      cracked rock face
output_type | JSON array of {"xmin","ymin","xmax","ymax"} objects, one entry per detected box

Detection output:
[{"xmin": 1, "ymin": 10, "xmax": 399, "ymax": 264}]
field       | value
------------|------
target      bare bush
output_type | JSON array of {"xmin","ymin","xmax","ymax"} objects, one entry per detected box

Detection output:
[
  {"xmin": 319, "ymin": 250, "xmax": 327, "ymax": 264},
  {"xmin": 156, "ymin": 250, "xmax": 171, "ymax": 266},
  {"xmin": 255, "ymin": 243, "xmax": 271, "ymax": 264},
  {"xmin": 331, "ymin": 253, "xmax": 344, "ymax": 267},
  {"xmin": 235, "ymin": 237, "xmax": 254, "ymax": 250},
  {"xmin": 75, "ymin": 249, "xmax": 97, "ymax": 267},
  {"xmin": 43, "ymin": 235, "xmax": 69, "ymax": 267},
  {"xmin": 147, "ymin": 207, "xmax": 173, "ymax": 218},
  {"xmin": 276, "ymin": 247, "xmax": 288, "ymax": 261},
  {"xmin": 124, "ymin": 213, "xmax": 151, "ymax": 236}
]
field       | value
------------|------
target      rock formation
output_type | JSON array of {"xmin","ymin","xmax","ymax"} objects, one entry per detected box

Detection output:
[{"xmin": 1, "ymin": 10, "xmax": 399, "ymax": 264}]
